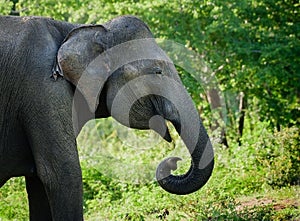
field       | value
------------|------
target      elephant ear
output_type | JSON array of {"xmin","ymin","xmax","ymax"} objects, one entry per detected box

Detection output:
[{"xmin": 55, "ymin": 25, "xmax": 109, "ymax": 112}]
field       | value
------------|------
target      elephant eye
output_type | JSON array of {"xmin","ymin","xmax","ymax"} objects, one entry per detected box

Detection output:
[{"xmin": 153, "ymin": 67, "xmax": 162, "ymax": 75}]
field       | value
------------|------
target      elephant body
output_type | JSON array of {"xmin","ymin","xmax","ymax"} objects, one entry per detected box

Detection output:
[
  {"xmin": 0, "ymin": 15, "xmax": 214, "ymax": 220},
  {"xmin": 0, "ymin": 16, "xmax": 83, "ymax": 220}
]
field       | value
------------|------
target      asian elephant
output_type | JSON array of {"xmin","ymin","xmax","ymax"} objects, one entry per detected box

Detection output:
[{"xmin": 0, "ymin": 15, "xmax": 214, "ymax": 220}]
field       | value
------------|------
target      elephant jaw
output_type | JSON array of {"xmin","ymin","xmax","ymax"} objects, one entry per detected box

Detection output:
[{"xmin": 149, "ymin": 115, "xmax": 172, "ymax": 142}]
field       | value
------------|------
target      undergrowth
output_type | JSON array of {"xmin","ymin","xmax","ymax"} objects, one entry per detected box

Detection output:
[{"xmin": 0, "ymin": 118, "xmax": 299, "ymax": 220}]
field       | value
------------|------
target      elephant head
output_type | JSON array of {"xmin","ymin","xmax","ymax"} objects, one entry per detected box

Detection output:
[{"xmin": 56, "ymin": 15, "xmax": 214, "ymax": 195}]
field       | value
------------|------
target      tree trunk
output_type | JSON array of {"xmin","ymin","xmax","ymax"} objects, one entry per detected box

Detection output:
[{"xmin": 238, "ymin": 92, "xmax": 247, "ymax": 145}]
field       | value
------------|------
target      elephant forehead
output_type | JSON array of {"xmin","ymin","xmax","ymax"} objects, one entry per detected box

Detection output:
[
  {"xmin": 86, "ymin": 38, "xmax": 173, "ymax": 79},
  {"xmin": 103, "ymin": 15, "xmax": 153, "ymax": 43}
]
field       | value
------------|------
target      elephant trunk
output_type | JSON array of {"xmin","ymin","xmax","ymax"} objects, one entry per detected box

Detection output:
[
  {"xmin": 108, "ymin": 71, "xmax": 214, "ymax": 195},
  {"xmin": 155, "ymin": 97, "xmax": 214, "ymax": 195}
]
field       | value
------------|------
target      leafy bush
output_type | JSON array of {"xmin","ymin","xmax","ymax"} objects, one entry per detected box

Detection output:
[
  {"xmin": 254, "ymin": 126, "xmax": 300, "ymax": 187},
  {"xmin": 0, "ymin": 177, "xmax": 28, "ymax": 220},
  {"xmin": 0, "ymin": 0, "xmax": 13, "ymax": 15}
]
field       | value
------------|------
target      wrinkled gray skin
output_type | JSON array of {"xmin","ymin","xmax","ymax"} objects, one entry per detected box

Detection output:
[{"xmin": 0, "ymin": 15, "xmax": 214, "ymax": 220}]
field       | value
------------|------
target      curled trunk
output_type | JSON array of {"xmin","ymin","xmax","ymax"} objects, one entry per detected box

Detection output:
[
  {"xmin": 151, "ymin": 81, "xmax": 214, "ymax": 195},
  {"xmin": 156, "ymin": 116, "xmax": 214, "ymax": 195}
]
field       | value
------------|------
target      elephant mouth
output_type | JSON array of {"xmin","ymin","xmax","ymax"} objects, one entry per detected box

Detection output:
[
  {"xmin": 148, "ymin": 115, "xmax": 172, "ymax": 142},
  {"xmin": 127, "ymin": 95, "xmax": 178, "ymax": 143}
]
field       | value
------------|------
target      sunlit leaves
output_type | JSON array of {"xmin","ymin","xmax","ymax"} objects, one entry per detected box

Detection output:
[
  {"xmin": 0, "ymin": 0, "xmax": 13, "ymax": 15},
  {"xmin": 1, "ymin": 0, "xmax": 299, "ymax": 128}
]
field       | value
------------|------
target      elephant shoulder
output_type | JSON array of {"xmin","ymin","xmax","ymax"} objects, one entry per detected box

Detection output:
[
  {"xmin": 0, "ymin": 16, "xmax": 74, "ymax": 53},
  {"xmin": 0, "ymin": 16, "xmax": 75, "ymax": 76}
]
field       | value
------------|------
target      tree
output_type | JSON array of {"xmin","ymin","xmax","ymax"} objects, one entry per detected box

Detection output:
[{"xmin": 4, "ymin": 0, "xmax": 299, "ymax": 143}]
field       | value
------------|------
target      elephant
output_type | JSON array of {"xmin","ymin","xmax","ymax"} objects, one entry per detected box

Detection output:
[{"xmin": 0, "ymin": 15, "xmax": 214, "ymax": 220}]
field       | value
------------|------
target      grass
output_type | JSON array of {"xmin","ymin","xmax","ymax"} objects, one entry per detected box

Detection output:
[
  {"xmin": 82, "ymin": 181, "xmax": 299, "ymax": 220},
  {"xmin": 1, "ymin": 177, "xmax": 298, "ymax": 220},
  {"xmin": 0, "ymin": 118, "xmax": 299, "ymax": 220}
]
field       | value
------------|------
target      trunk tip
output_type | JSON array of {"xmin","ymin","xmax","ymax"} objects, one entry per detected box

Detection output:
[{"xmin": 156, "ymin": 157, "xmax": 182, "ymax": 180}]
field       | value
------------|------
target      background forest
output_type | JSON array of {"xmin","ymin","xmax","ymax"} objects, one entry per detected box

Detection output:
[{"xmin": 0, "ymin": 0, "xmax": 299, "ymax": 220}]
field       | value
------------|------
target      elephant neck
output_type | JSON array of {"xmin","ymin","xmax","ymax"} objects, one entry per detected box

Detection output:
[{"xmin": 72, "ymin": 88, "xmax": 110, "ymax": 137}]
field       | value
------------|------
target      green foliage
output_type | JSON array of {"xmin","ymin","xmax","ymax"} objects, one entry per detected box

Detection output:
[
  {"xmin": 78, "ymin": 117, "xmax": 299, "ymax": 220},
  {"xmin": 254, "ymin": 127, "xmax": 300, "ymax": 187},
  {"xmin": 0, "ymin": 178, "xmax": 28, "ymax": 220},
  {"xmin": 5, "ymin": 0, "xmax": 298, "ymax": 129},
  {"xmin": 0, "ymin": 0, "xmax": 13, "ymax": 15},
  {"xmin": 220, "ymin": 116, "xmax": 300, "ymax": 192},
  {"xmin": 0, "ymin": 117, "xmax": 299, "ymax": 220}
]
